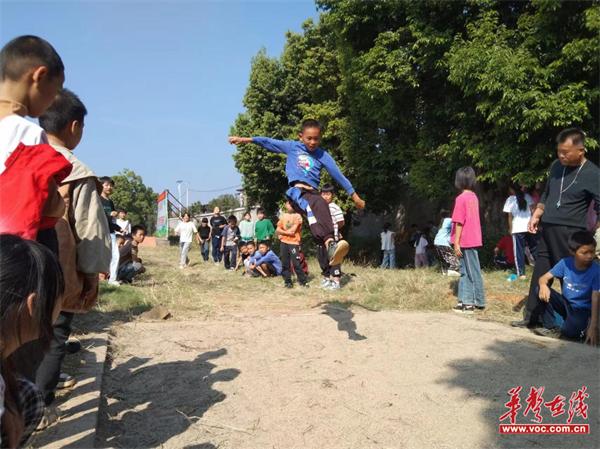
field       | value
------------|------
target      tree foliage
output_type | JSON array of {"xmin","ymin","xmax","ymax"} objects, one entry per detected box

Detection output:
[
  {"xmin": 111, "ymin": 169, "xmax": 158, "ymax": 233},
  {"xmin": 232, "ymin": 0, "xmax": 599, "ymax": 212},
  {"xmin": 206, "ymin": 194, "xmax": 240, "ymax": 212}
]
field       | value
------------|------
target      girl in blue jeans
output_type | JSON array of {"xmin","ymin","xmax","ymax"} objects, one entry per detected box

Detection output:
[{"xmin": 450, "ymin": 167, "xmax": 486, "ymax": 313}]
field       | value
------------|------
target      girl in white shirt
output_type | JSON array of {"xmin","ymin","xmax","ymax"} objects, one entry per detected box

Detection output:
[{"xmin": 502, "ymin": 185, "xmax": 538, "ymax": 278}]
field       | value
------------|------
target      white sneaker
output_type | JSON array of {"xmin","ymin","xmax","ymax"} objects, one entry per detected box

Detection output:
[
  {"xmin": 446, "ymin": 269, "xmax": 461, "ymax": 277},
  {"xmin": 326, "ymin": 282, "xmax": 341, "ymax": 291},
  {"xmin": 320, "ymin": 278, "xmax": 332, "ymax": 288},
  {"xmin": 108, "ymin": 280, "xmax": 121, "ymax": 287}
]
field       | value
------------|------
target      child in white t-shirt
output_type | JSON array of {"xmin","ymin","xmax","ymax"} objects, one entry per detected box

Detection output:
[
  {"xmin": 502, "ymin": 185, "xmax": 537, "ymax": 279},
  {"xmin": 414, "ymin": 229, "xmax": 429, "ymax": 268},
  {"xmin": 175, "ymin": 213, "xmax": 199, "ymax": 268},
  {"xmin": 115, "ymin": 209, "xmax": 131, "ymax": 236},
  {"xmin": 380, "ymin": 223, "xmax": 396, "ymax": 269}
]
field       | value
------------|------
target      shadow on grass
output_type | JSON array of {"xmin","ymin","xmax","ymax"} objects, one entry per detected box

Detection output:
[
  {"xmin": 321, "ymin": 302, "xmax": 367, "ymax": 341},
  {"xmin": 440, "ymin": 336, "xmax": 599, "ymax": 449},
  {"xmin": 95, "ymin": 348, "xmax": 239, "ymax": 448}
]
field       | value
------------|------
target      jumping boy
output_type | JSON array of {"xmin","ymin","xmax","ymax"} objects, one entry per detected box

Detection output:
[
  {"xmin": 535, "ymin": 231, "xmax": 599, "ymax": 345},
  {"xmin": 277, "ymin": 199, "xmax": 308, "ymax": 288},
  {"xmin": 321, "ymin": 184, "xmax": 344, "ymax": 289},
  {"xmin": 229, "ymin": 119, "xmax": 365, "ymax": 271}
]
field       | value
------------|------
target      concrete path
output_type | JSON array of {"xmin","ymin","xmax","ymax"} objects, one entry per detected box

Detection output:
[{"xmin": 31, "ymin": 333, "xmax": 108, "ymax": 449}]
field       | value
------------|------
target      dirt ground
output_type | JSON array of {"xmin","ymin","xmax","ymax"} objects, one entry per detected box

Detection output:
[{"xmin": 96, "ymin": 308, "xmax": 599, "ymax": 449}]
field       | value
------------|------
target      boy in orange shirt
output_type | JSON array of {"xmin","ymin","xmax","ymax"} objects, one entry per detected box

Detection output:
[{"xmin": 277, "ymin": 199, "xmax": 308, "ymax": 288}]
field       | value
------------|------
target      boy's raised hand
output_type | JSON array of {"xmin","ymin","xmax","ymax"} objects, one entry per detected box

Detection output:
[
  {"xmin": 228, "ymin": 136, "xmax": 252, "ymax": 145},
  {"xmin": 352, "ymin": 192, "xmax": 366, "ymax": 209}
]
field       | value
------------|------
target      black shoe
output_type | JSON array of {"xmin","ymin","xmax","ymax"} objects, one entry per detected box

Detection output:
[
  {"xmin": 510, "ymin": 319, "xmax": 530, "ymax": 328},
  {"xmin": 284, "ymin": 282, "xmax": 293, "ymax": 289},
  {"xmin": 300, "ymin": 282, "xmax": 310, "ymax": 288},
  {"xmin": 474, "ymin": 305, "xmax": 486, "ymax": 311}
]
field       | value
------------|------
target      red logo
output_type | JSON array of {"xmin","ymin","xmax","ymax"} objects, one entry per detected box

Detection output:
[{"xmin": 499, "ymin": 386, "xmax": 590, "ymax": 435}]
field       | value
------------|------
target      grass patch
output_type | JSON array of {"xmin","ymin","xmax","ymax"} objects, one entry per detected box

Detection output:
[{"xmin": 93, "ymin": 245, "xmax": 530, "ymax": 325}]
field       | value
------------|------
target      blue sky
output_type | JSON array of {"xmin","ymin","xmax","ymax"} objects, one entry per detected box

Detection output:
[{"xmin": 0, "ymin": 0, "xmax": 319, "ymax": 204}]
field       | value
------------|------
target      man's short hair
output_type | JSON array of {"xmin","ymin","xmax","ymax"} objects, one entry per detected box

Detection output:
[
  {"xmin": 454, "ymin": 166, "xmax": 477, "ymax": 191},
  {"xmin": 228, "ymin": 215, "xmax": 237, "ymax": 223},
  {"xmin": 301, "ymin": 119, "xmax": 322, "ymax": 132},
  {"xmin": 258, "ymin": 240, "xmax": 270, "ymax": 248},
  {"xmin": 257, "ymin": 207, "xmax": 265, "ymax": 215},
  {"xmin": 39, "ymin": 88, "xmax": 87, "ymax": 134},
  {"xmin": 131, "ymin": 225, "xmax": 146, "ymax": 235},
  {"xmin": 0, "ymin": 35, "xmax": 64, "ymax": 81},
  {"xmin": 321, "ymin": 183, "xmax": 335, "ymax": 193},
  {"xmin": 568, "ymin": 230, "xmax": 596, "ymax": 252},
  {"xmin": 556, "ymin": 127, "xmax": 586, "ymax": 147},
  {"xmin": 99, "ymin": 176, "xmax": 114, "ymax": 186}
]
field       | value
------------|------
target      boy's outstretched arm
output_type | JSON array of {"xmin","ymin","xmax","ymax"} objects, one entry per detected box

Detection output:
[
  {"xmin": 321, "ymin": 152, "xmax": 365, "ymax": 209},
  {"xmin": 228, "ymin": 136, "xmax": 292, "ymax": 154},
  {"xmin": 585, "ymin": 291, "xmax": 599, "ymax": 346},
  {"xmin": 538, "ymin": 271, "xmax": 554, "ymax": 302}
]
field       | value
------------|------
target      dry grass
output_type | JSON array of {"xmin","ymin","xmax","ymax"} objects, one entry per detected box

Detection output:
[{"xmin": 94, "ymin": 245, "xmax": 531, "ymax": 326}]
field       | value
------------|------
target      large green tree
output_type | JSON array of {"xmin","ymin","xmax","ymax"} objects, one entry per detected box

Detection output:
[
  {"xmin": 206, "ymin": 194, "xmax": 240, "ymax": 212},
  {"xmin": 111, "ymin": 169, "xmax": 158, "ymax": 233},
  {"xmin": 232, "ymin": 0, "xmax": 599, "ymax": 216}
]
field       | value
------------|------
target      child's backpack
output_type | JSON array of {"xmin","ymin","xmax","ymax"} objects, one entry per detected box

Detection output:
[{"xmin": 0, "ymin": 143, "xmax": 72, "ymax": 239}]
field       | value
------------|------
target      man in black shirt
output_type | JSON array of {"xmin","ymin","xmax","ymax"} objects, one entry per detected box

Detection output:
[
  {"xmin": 209, "ymin": 207, "xmax": 227, "ymax": 263},
  {"xmin": 512, "ymin": 128, "xmax": 600, "ymax": 329}
]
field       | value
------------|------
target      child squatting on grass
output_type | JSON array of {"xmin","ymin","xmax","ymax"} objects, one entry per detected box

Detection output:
[{"xmin": 534, "ymin": 230, "xmax": 599, "ymax": 345}]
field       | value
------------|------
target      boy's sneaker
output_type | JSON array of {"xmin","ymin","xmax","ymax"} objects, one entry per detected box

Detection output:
[
  {"xmin": 326, "ymin": 282, "xmax": 341, "ymax": 291},
  {"xmin": 328, "ymin": 239, "xmax": 350, "ymax": 266},
  {"xmin": 447, "ymin": 269, "xmax": 461, "ymax": 277},
  {"xmin": 300, "ymin": 282, "xmax": 310, "ymax": 288},
  {"xmin": 284, "ymin": 282, "xmax": 293, "ymax": 289},
  {"xmin": 474, "ymin": 305, "xmax": 486, "ymax": 311},
  {"xmin": 533, "ymin": 327, "xmax": 562, "ymax": 339},
  {"xmin": 57, "ymin": 373, "xmax": 76, "ymax": 389},
  {"xmin": 108, "ymin": 280, "xmax": 121, "ymax": 287},
  {"xmin": 320, "ymin": 278, "xmax": 332, "ymax": 289}
]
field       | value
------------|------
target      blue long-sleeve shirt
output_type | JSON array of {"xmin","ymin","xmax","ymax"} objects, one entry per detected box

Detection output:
[
  {"xmin": 251, "ymin": 137, "xmax": 355, "ymax": 195},
  {"xmin": 249, "ymin": 249, "xmax": 282, "ymax": 275}
]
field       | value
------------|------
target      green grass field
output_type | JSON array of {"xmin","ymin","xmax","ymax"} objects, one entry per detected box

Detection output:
[{"xmin": 93, "ymin": 245, "xmax": 531, "ymax": 326}]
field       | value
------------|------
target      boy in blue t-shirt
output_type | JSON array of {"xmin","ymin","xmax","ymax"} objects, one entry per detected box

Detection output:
[
  {"xmin": 535, "ymin": 231, "xmax": 599, "ymax": 345},
  {"xmin": 229, "ymin": 119, "xmax": 365, "ymax": 272}
]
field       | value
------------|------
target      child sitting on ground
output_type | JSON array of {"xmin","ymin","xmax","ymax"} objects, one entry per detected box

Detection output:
[
  {"xmin": 220, "ymin": 215, "xmax": 241, "ymax": 270},
  {"xmin": 117, "ymin": 225, "xmax": 146, "ymax": 283},
  {"xmin": 534, "ymin": 230, "xmax": 599, "ymax": 345},
  {"xmin": 320, "ymin": 184, "xmax": 344, "ymax": 289},
  {"xmin": 276, "ymin": 199, "xmax": 308, "ymax": 288},
  {"xmin": 1, "ymin": 235, "xmax": 64, "ymax": 448},
  {"xmin": 246, "ymin": 240, "xmax": 282, "ymax": 278},
  {"xmin": 242, "ymin": 241, "xmax": 256, "ymax": 274},
  {"xmin": 494, "ymin": 235, "xmax": 515, "ymax": 272}
]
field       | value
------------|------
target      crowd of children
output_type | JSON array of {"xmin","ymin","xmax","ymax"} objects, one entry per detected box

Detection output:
[
  {"xmin": 0, "ymin": 35, "xmax": 148, "ymax": 446},
  {"xmin": 1, "ymin": 34, "xmax": 599, "ymax": 449}
]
